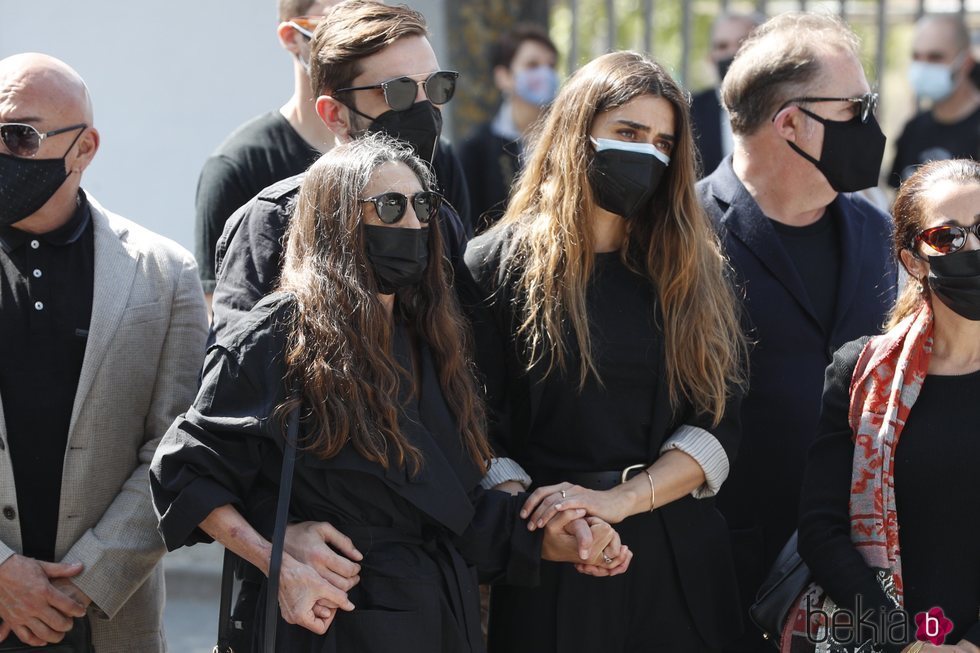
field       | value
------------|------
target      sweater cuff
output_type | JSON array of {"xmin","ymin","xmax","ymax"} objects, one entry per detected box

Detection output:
[
  {"xmin": 659, "ymin": 425, "xmax": 730, "ymax": 498},
  {"xmin": 480, "ymin": 457, "xmax": 532, "ymax": 490}
]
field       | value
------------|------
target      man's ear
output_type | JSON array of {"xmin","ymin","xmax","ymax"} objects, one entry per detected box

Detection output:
[
  {"xmin": 772, "ymin": 105, "xmax": 803, "ymax": 143},
  {"xmin": 277, "ymin": 21, "xmax": 302, "ymax": 55},
  {"xmin": 71, "ymin": 128, "xmax": 99, "ymax": 174},
  {"xmin": 316, "ymin": 95, "xmax": 353, "ymax": 142},
  {"xmin": 493, "ymin": 65, "xmax": 514, "ymax": 95}
]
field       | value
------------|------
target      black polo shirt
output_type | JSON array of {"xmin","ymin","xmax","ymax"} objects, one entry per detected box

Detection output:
[{"xmin": 0, "ymin": 192, "xmax": 94, "ymax": 561}]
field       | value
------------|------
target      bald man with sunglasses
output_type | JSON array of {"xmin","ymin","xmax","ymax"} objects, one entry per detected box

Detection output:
[{"xmin": 0, "ymin": 53, "xmax": 208, "ymax": 651}]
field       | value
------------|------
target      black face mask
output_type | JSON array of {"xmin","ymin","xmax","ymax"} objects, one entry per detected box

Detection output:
[
  {"xmin": 0, "ymin": 152, "xmax": 71, "ymax": 226},
  {"xmin": 351, "ymin": 100, "xmax": 442, "ymax": 164},
  {"xmin": 587, "ymin": 138, "xmax": 669, "ymax": 220},
  {"xmin": 927, "ymin": 249, "xmax": 980, "ymax": 321},
  {"xmin": 787, "ymin": 109, "xmax": 886, "ymax": 193},
  {"xmin": 716, "ymin": 57, "xmax": 735, "ymax": 82},
  {"xmin": 363, "ymin": 224, "xmax": 429, "ymax": 294}
]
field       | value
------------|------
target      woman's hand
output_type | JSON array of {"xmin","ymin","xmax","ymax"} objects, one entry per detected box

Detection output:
[
  {"xmin": 284, "ymin": 521, "xmax": 363, "ymax": 591},
  {"xmin": 277, "ymin": 554, "xmax": 356, "ymax": 635},
  {"xmin": 540, "ymin": 510, "xmax": 630, "ymax": 573},
  {"xmin": 522, "ymin": 482, "xmax": 633, "ymax": 529}
]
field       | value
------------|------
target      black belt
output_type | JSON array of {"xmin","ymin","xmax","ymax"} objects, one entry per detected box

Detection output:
[{"xmin": 531, "ymin": 464, "xmax": 648, "ymax": 491}]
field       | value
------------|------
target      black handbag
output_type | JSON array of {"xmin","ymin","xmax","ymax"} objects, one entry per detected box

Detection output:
[
  {"xmin": 749, "ymin": 530, "xmax": 812, "ymax": 648},
  {"xmin": 0, "ymin": 616, "xmax": 93, "ymax": 652},
  {"xmin": 213, "ymin": 405, "xmax": 299, "ymax": 653}
]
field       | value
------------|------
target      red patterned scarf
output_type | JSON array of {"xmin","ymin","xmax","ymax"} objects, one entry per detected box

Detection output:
[{"xmin": 781, "ymin": 304, "xmax": 933, "ymax": 652}]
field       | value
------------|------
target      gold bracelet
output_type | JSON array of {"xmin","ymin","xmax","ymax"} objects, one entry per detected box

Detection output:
[
  {"xmin": 906, "ymin": 641, "xmax": 925, "ymax": 653},
  {"xmin": 644, "ymin": 471, "xmax": 656, "ymax": 512}
]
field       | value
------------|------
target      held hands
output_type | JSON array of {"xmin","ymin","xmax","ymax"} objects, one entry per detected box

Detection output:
[
  {"xmin": 522, "ymin": 482, "xmax": 633, "ymax": 529},
  {"xmin": 0, "ymin": 554, "xmax": 87, "ymax": 646},
  {"xmin": 539, "ymin": 509, "xmax": 632, "ymax": 577},
  {"xmin": 281, "ymin": 521, "xmax": 364, "ymax": 635}
]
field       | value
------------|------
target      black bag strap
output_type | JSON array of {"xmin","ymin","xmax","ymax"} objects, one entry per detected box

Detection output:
[
  {"xmin": 213, "ymin": 548, "xmax": 238, "ymax": 653},
  {"xmin": 262, "ymin": 403, "xmax": 300, "ymax": 652}
]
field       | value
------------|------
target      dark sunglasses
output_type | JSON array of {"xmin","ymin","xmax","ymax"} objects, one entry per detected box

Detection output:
[
  {"xmin": 0, "ymin": 122, "xmax": 87, "ymax": 158},
  {"xmin": 913, "ymin": 223, "xmax": 980, "ymax": 256},
  {"xmin": 774, "ymin": 92, "xmax": 879, "ymax": 123},
  {"xmin": 361, "ymin": 190, "xmax": 442, "ymax": 224},
  {"xmin": 336, "ymin": 71, "xmax": 459, "ymax": 112}
]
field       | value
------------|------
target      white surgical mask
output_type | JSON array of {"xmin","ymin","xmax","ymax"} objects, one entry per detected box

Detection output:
[{"xmin": 908, "ymin": 52, "xmax": 965, "ymax": 102}]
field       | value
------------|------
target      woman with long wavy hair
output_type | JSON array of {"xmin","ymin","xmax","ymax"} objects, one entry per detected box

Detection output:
[
  {"xmin": 150, "ymin": 135, "xmax": 627, "ymax": 653},
  {"xmin": 787, "ymin": 160, "xmax": 980, "ymax": 653},
  {"xmin": 465, "ymin": 51, "xmax": 748, "ymax": 652}
]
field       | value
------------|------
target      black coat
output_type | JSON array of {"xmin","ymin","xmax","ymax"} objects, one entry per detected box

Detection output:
[
  {"xmin": 696, "ymin": 158, "xmax": 897, "ymax": 651},
  {"xmin": 465, "ymin": 228, "xmax": 745, "ymax": 651},
  {"xmin": 690, "ymin": 88, "xmax": 725, "ymax": 179},
  {"xmin": 150, "ymin": 293, "xmax": 541, "ymax": 653},
  {"xmin": 458, "ymin": 122, "xmax": 522, "ymax": 233}
]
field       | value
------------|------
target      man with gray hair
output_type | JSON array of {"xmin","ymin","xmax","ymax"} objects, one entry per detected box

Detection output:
[
  {"xmin": 888, "ymin": 13, "xmax": 980, "ymax": 187},
  {"xmin": 690, "ymin": 11, "xmax": 764, "ymax": 177},
  {"xmin": 695, "ymin": 13, "xmax": 897, "ymax": 652}
]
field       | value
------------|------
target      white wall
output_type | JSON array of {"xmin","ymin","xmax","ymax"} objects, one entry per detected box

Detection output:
[{"xmin": 1, "ymin": 0, "xmax": 449, "ymax": 253}]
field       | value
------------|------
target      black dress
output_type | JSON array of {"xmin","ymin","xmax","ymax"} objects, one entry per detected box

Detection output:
[
  {"xmin": 464, "ymin": 229, "xmax": 745, "ymax": 652},
  {"xmin": 798, "ymin": 337, "xmax": 980, "ymax": 651},
  {"xmin": 150, "ymin": 293, "xmax": 541, "ymax": 653}
]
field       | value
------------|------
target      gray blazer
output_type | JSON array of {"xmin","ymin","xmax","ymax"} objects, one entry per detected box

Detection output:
[{"xmin": 0, "ymin": 196, "xmax": 208, "ymax": 652}]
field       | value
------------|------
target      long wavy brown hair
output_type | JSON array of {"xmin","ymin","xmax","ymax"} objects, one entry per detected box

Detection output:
[
  {"xmin": 489, "ymin": 51, "xmax": 746, "ymax": 424},
  {"xmin": 275, "ymin": 134, "xmax": 490, "ymax": 474},
  {"xmin": 889, "ymin": 158, "xmax": 980, "ymax": 329}
]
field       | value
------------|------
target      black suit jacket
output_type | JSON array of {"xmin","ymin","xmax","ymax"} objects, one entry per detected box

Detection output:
[
  {"xmin": 690, "ymin": 88, "xmax": 725, "ymax": 178},
  {"xmin": 696, "ymin": 158, "xmax": 897, "ymax": 650}
]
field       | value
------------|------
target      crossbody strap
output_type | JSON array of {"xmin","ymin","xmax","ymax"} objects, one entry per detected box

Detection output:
[{"xmin": 262, "ymin": 403, "xmax": 300, "ymax": 652}]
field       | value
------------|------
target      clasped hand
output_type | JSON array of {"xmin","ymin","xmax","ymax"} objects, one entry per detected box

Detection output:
[{"xmin": 0, "ymin": 554, "xmax": 89, "ymax": 646}]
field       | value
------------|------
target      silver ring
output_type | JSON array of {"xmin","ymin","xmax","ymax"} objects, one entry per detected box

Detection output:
[
  {"xmin": 602, "ymin": 553, "xmax": 614, "ymax": 564},
  {"xmin": 560, "ymin": 489, "xmax": 566, "ymax": 499}
]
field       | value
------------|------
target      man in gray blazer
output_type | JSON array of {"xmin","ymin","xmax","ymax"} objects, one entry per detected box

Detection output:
[{"xmin": 0, "ymin": 53, "xmax": 208, "ymax": 651}]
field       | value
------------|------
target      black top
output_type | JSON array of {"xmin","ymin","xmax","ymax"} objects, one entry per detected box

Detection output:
[
  {"xmin": 690, "ymin": 87, "xmax": 725, "ymax": 178},
  {"xmin": 195, "ymin": 111, "xmax": 321, "ymax": 292},
  {"xmin": 799, "ymin": 337, "xmax": 980, "ymax": 650},
  {"xmin": 208, "ymin": 143, "xmax": 478, "ymax": 343},
  {"xmin": 0, "ymin": 193, "xmax": 94, "ymax": 561},
  {"xmin": 888, "ymin": 106, "xmax": 980, "ymax": 188},
  {"xmin": 517, "ymin": 252, "xmax": 663, "ymax": 472},
  {"xmin": 458, "ymin": 122, "xmax": 522, "ymax": 233},
  {"xmin": 770, "ymin": 209, "xmax": 841, "ymax": 335},
  {"xmin": 464, "ymin": 227, "xmax": 746, "ymax": 648},
  {"xmin": 150, "ymin": 293, "xmax": 541, "ymax": 652}
]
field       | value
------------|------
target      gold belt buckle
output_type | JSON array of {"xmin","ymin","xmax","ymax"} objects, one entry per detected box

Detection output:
[{"xmin": 621, "ymin": 463, "xmax": 646, "ymax": 485}]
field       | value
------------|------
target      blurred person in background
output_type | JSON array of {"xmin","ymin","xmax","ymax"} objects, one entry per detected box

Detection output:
[
  {"xmin": 696, "ymin": 13, "xmax": 898, "ymax": 652},
  {"xmin": 790, "ymin": 158, "xmax": 980, "ymax": 653},
  {"xmin": 690, "ymin": 11, "xmax": 764, "ymax": 179},
  {"xmin": 195, "ymin": 0, "xmax": 340, "ymax": 310},
  {"xmin": 459, "ymin": 24, "xmax": 558, "ymax": 232},
  {"xmin": 0, "ymin": 53, "xmax": 207, "ymax": 651},
  {"xmin": 889, "ymin": 13, "xmax": 980, "ymax": 188}
]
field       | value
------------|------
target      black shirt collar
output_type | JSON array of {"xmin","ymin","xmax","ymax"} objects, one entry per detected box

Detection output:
[{"xmin": 0, "ymin": 190, "xmax": 92, "ymax": 254}]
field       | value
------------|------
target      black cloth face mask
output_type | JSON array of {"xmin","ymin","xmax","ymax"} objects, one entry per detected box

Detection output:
[
  {"xmin": 927, "ymin": 248, "xmax": 980, "ymax": 321},
  {"xmin": 349, "ymin": 100, "xmax": 443, "ymax": 164},
  {"xmin": 363, "ymin": 224, "xmax": 429, "ymax": 294},
  {"xmin": 0, "ymin": 152, "xmax": 71, "ymax": 227},
  {"xmin": 787, "ymin": 109, "xmax": 886, "ymax": 193},
  {"xmin": 587, "ymin": 137, "xmax": 669, "ymax": 221}
]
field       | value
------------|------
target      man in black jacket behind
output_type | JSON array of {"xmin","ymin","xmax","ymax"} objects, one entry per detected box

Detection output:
[{"xmin": 696, "ymin": 13, "xmax": 897, "ymax": 653}]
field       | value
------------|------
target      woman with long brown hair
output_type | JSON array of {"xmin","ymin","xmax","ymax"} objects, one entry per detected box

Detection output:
[
  {"xmin": 150, "ymin": 135, "xmax": 627, "ymax": 653},
  {"xmin": 787, "ymin": 159, "xmax": 980, "ymax": 653},
  {"xmin": 465, "ymin": 51, "xmax": 748, "ymax": 652}
]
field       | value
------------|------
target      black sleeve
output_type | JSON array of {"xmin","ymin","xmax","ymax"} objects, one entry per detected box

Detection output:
[
  {"xmin": 150, "ymin": 302, "xmax": 291, "ymax": 550},
  {"xmin": 797, "ymin": 337, "xmax": 904, "ymax": 650},
  {"xmin": 194, "ymin": 155, "xmax": 254, "ymax": 293},
  {"xmin": 434, "ymin": 141, "xmax": 473, "ymax": 239},
  {"xmin": 452, "ymin": 487, "xmax": 542, "ymax": 585},
  {"xmin": 210, "ymin": 198, "xmax": 290, "ymax": 341}
]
